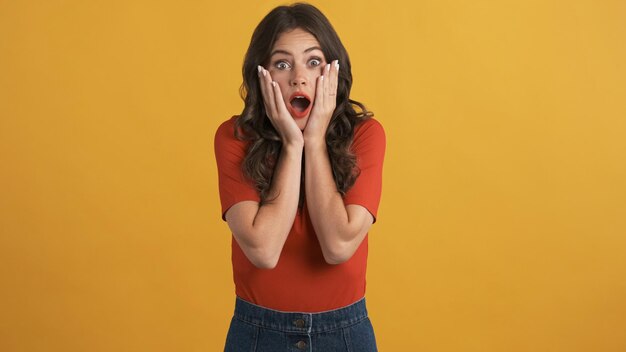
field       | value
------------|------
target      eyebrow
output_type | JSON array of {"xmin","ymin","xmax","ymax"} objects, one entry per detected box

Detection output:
[{"xmin": 270, "ymin": 46, "xmax": 323, "ymax": 57}]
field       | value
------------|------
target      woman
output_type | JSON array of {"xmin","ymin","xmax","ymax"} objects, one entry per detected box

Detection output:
[{"xmin": 214, "ymin": 3, "xmax": 385, "ymax": 351}]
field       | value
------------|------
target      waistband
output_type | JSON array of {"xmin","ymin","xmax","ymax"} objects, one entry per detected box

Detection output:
[{"xmin": 233, "ymin": 297, "xmax": 369, "ymax": 334}]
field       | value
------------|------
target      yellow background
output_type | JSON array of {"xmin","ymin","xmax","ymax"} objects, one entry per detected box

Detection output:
[{"xmin": 1, "ymin": 0, "xmax": 625, "ymax": 351}]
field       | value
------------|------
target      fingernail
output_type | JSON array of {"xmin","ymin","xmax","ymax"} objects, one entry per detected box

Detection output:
[
  {"xmin": 271, "ymin": 81, "xmax": 276, "ymax": 87},
  {"xmin": 320, "ymin": 75, "xmax": 324, "ymax": 81},
  {"xmin": 257, "ymin": 65, "xmax": 262, "ymax": 73},
  {"xmin": 263, "ymin": 69, "xmax": 267, "ymax": 77},
  {"xmin": 326, "ymin": 63, "xmax": 330, "ymax": 71}
]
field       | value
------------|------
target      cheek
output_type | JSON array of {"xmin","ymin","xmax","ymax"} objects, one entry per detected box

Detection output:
[
  {"xmin": 267, "ymin": 72, "xmax": 289, "ymax": 100},
  {"xmin": 312, "ymin": 67, "xmax": 325, "ymax": 86},
  {"xmin": 315, "ymin": 67, "xmax": 324, "ymax": 79},
  {"xmin": 268, "ymin": 69, "xmax": 288, "ymax": 84},
  {"xmin": 314, "ymin": 74, "xmax": 324, "ymax": 92},
  {"xmin": 276, "ymin": 81, "xmax": 291, "ymax": 102}
]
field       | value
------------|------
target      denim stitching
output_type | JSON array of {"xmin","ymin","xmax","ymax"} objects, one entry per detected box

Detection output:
[
  {"xmin": 307, "ymin": 313, "xmax": 312, "ymax": 352},
  {"xmin": 251, "ymin": 325, "xmax": 258, "ymax": 352},
  {"xmin": 343, "ymin": 326, "xmax": 352, "ymax": 352}
]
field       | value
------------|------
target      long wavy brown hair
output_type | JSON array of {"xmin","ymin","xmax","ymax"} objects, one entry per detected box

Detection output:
[{"xmin": 236, "ymin": 3, "xmax": 372, "ymax": 204}]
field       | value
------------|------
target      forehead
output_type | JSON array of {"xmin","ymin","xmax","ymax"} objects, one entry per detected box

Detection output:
[{"xmin": 272, "ymin": 28, "xmax": 321, "ymax": 53}]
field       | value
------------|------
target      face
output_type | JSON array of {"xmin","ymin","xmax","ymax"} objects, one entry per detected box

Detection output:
[{"xmin": 266, "ymin": 27, "xmax": 327, "ymax": 130}]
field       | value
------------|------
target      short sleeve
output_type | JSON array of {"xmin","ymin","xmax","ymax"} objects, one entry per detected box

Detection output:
[
  {"xmin": 343, "ymin": 118, "xmax": 386, "ymax": 222},
  {"xmin": 214, "ymin": 117, "xmax": 261, "ymax": 220}
]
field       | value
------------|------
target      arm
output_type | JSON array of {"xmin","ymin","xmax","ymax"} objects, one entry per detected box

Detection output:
[
  {"xmin": 303, "ymin": 61, "xmax": 382, "ymax": 264},
  {"xmin": 225, "ymin": 143, "xmax": 302, "ymax": 269},
  {"xmin": 304, "ymin": 141, "xmax": 374, "ymax": 264},
  {"xmin": 222, "ymin": 66, "xmax": 304, "ymax": 269}
]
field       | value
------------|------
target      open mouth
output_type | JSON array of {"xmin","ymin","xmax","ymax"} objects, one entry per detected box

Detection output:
[{"xmin": 288, "ymin": 92, "xmax": 312, "ymax": 119}]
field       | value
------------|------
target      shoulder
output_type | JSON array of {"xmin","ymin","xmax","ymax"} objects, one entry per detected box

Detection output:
[
  {"xmin": 352, "ymin": 117, "xmax": 386, "ymax": 149},
  {"xmin": 214, "ymin": 116, "xmax": 248, "ymax": 159},
  {"xmin": 215, "ymin": 115, "xmax": 238, "ymax": 141},
  {"xmin": 215, "ymin": 115, "xmax": 247, "ymax": 147}
]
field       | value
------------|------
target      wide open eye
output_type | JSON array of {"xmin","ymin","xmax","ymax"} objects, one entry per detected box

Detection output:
[
  {"xmin": 308, "ymin": 58, "xmax": 322, "ymax": 67},
  {"xmin": 275, "ymin": 61, "xmax": 291, "ymax": 70}
]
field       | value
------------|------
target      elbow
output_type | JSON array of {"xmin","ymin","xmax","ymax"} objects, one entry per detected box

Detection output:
[
  {"xmin": 320, "ymin": 228, "xmax": 369, "ymax": 265},
  {"xmin": 243, "ymin": 244, "xmax": 281, "ymax": 269},
  {"xmin": 250, "ymin": 255, "xmax": 279, "ymax": 269},
  {"xmin": 321, "ymin": 242, "xmax": 356, "ymax": 265},
  {"xmin": 232, "ymin": 231, "xmax": 282, "ymax": 269},
  {"xmin": 323, "ymin": 255, "xmax": 350, "ymax": 265}
]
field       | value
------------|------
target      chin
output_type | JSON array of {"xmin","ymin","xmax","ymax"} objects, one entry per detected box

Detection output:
[{"xmin": 294, "ymin": 116, "xmax": 309, "ymax": 131}]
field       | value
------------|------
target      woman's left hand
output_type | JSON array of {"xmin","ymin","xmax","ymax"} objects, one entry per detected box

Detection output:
[{"xmin": 303, "ymin": 60, "xmax": 339, "ymax": 145}]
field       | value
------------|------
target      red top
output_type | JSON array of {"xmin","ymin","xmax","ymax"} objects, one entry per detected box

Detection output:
[{"xmin": 214, "ymin": 116, "xmax": 385, "ymax": 312}]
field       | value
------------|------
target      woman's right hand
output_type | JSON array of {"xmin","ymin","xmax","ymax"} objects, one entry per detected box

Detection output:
[{"xmin": 257, "ymin": 66, "xmax": 304, "ymax": 146}]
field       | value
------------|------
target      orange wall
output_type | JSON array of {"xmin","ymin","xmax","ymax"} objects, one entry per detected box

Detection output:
[{"xmin": 1, "ymin": 0, "xmax": 625, "ymax": 351}]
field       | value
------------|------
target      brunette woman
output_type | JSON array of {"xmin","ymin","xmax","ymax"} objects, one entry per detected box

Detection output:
[{"xmin": 215, "ymin": 3, "xmax": 385, "ymax": 351}]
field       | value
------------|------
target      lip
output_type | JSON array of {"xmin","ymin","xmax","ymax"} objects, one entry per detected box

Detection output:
[{"xmin": 287, "ymin": 91, "xmax": 313, "ymax": 119}]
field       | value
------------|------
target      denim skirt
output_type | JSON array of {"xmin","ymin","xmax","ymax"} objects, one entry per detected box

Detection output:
[{"xmin": 224, "ymin": 297, "xmax": 378, "ymax": 351}]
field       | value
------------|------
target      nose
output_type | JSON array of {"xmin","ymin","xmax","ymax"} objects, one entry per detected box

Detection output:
[{"xmin": 289, "ymin": 66, "xmax": 307, "ymax": 87}]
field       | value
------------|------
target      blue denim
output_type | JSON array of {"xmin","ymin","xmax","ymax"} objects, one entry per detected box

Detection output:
[{"xmin": 224, "ymin": 297, "xmax": 378, "ymax": 351}]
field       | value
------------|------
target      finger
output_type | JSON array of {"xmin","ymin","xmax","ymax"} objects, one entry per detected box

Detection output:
[
  {"xmin": 313, "ymin": 73, "xmax": 325, "ymax": 113},
  {"xmin": 323, "ymin": 63, "xmax": 331, "ymax": 97},
  {"xmin": 330, "ymin": 60, "xmax": 339, "ymax": 99},
  {"xmin": 257, "ymin": 65, "xmax": 270, "ymax": 106},
  {"xmin": 258, "ymin": 67, "xmax": 279, "ymax": 121},
  {"xmin": 263, "ymin": 68, "xmax": 278, "ymax": 119},
  {"xmin": 271, "ymin": 81, "xmax": 289, "ymax": 118},
  {"xmin": 257, "ymin": 65, "xmax": 269, "ymax": 111}
]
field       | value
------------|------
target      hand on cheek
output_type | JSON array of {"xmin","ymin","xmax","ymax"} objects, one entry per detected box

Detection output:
[
  {"xmin": 257, "ymin": 66, "xmax": 303, "ymax": 146},
  {"xmin": 304, "ymin": 60, "xmax": 339, "ymax": 145}
]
